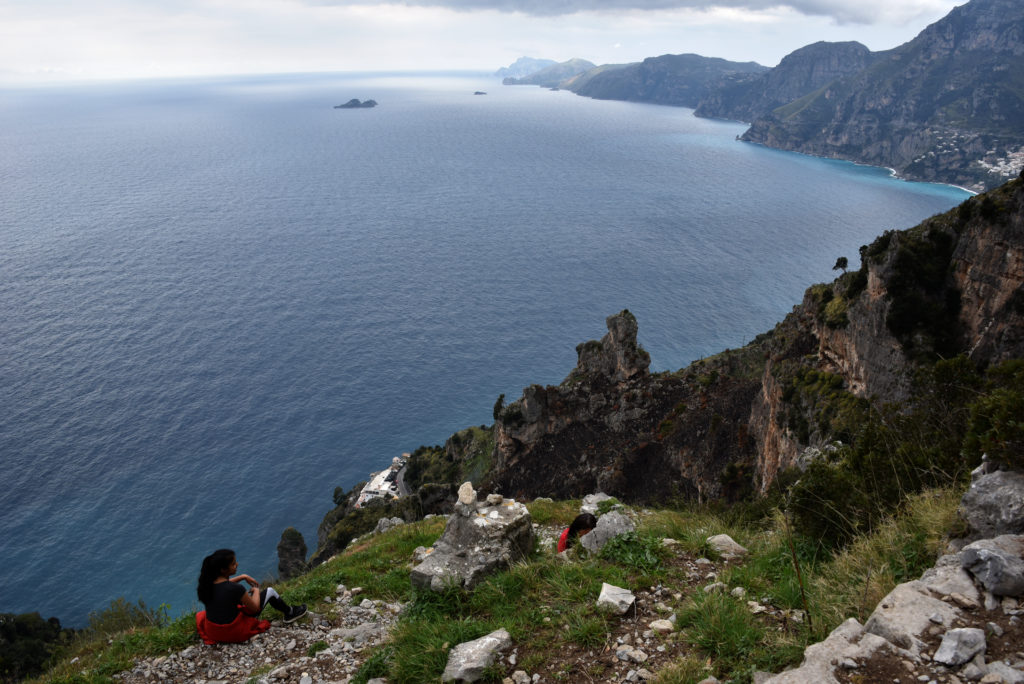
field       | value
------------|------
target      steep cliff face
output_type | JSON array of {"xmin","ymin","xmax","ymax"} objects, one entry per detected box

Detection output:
[
  {"xmin": 753, "ymin": 175, "xmax": 1024, "ymax": 486},
  {"xmin": 563, "ymin": 54, "xmax": 767, "ymax": 108},
  {"xmin": 694, "ymin": 41, "xmax": 877, "ymax": 123},
  {"xmin": 952, "ymin": 188, "xmax": 1024, "ymax": 362},
  {"xmin": 741, "ymin": 0, "xmax": 1024, "ymax": 191},
  {"xmin": 482, "ymin": 177, "xmax": 1024, "ymax": 503}
]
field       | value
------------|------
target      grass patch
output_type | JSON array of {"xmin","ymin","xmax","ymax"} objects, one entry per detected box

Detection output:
[
  {"xmin": 525, "ymin": 499, "xmax": 579, "ymax": 526},
  {"xmin": 809, "ymin": 487, "xmax": 962, "ymax": 627},
  {"xmin": 598, "ymin": 532, "xmax": 665, "ymax": 574}
]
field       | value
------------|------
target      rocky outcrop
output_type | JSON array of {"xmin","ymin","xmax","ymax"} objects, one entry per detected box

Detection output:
[
  {"xmin": 694, "ymin": 41, "xmax": 876, "ymax": 123},
  {"xmin": 277, "ymin": 527, "xmax": 309, "ymax": 581},
  {"xmin": 741, "ymin": 0, "xmax": 1024, "ymax": 191},
  {"xmin": 961, "ymin": 467, "xmax": 1024, "ymax": 538},
  {"xmin": 487, "ymin": 308, "xmax": 764, "ymax": 502},
  {"xmin": 410, "ymin": 484, "xmax": 533, "ymax": 591},
  {"xmin": 569, "ymin": 309, "xmax": 650, "ymax": 384}
]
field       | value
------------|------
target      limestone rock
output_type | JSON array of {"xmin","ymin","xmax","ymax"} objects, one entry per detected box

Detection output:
[
  {"xmin": 864, "ymin": 581, "xmax": 957, "ymax": 653},
  {"xmin": 762, "ymin": 618, "xmax": 891, "ymax": 683},
  {"xmin": 933, "ymin": 627, "xmax": 986, "ymax": 666},
  {"xmin": 986, "ymin": 661, "xmax": 1024, "ymax": 683},
  {"xmin": 581, "ymin": 492, "xmax": 615, "ymax": 516},
  {"xmin": 597, "ymin": 583, "xmax": 635, "ymax": 615},
  {"xmin": 442, "ymin": 629, "xmax": 513, "ymax": 682},
  {"xmin": 615, "ymin": 645, "xmax": 648, "ymax": 664},
  {"xmin": 961, "ymin": 535, "xmax": 1024, "ymax": 596},
  {"xmin": 580, "ymin": 511, "xmax": 635, "ymax": 553},
  {"xmin": 410, "ymin": 494, "xmax": 533, "ymax": 592},
  {"xmin": 457, "ymin": 481, "xmax": 476, "ymax": 505},
  {"xmin": 960, "ymin": 470, "xmax": 1024, "ymax": 537},
  {"xmin": 374, "ymin": 516, "xmax": 405, "ymax": 535},
  {"xmin": 572, "ymin": 310, "xmax": 651, "ymax": 384},
  {"xmin": 504, "ymin": 671, "xmax": 531, "ymax": 684},
  {"xmin": 276, "ymin": 527, "xmax": 309, "ymax": 581},
  {"xmin": 707, "ymin": 534, "xmax": 748, "ymax": 560},
  {"xmin": 921, "ymin": 555, "xmax": 981, "ymax": 602},
  {"xmin": 649, "ymin": 619, "xmax": 674, "ymax": 633}
]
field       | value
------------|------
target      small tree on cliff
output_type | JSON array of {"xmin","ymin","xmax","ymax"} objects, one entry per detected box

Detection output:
[{"xmin": 833, "ymin": 256, "xmax": 849, "ymax": 273}]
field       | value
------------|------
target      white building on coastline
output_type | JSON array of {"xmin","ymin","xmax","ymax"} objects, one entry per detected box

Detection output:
[{"xmin": 355, "ymin": 454, "xmax": 408, "ymax": 508}]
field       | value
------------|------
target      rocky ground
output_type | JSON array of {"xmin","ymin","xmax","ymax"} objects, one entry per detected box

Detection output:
[{"xmin": 115, "ymin": 587, "xmax": 402, "ymax": 684}]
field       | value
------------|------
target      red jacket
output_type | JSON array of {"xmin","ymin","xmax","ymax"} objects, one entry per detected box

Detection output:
[
  {"xmin": 558, "ymin": 527, "xmax": 571, "ymax": 553},
  {"xmin": 195, "ymin": 610, "xmax": 270, "ymax": 645}
]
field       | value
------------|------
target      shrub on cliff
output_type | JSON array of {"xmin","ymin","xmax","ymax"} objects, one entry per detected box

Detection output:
[
  {"xmin": 963, "ymin": 359, "xmax": 1024, "ymax": 470},
  {"xmin": 881, "ymin": 226, "xmax": 961, "ymax": 361},
  {"xmin": 787, "ymin": 356, "xmax": 984, "ymax": 547},
  {"xmin": 402, "ymin": 445, "xmax": 455, "ymax": 492},
  {"xmin": 1, "ymin": 612, "xmax": 69, "ymax": 682}
]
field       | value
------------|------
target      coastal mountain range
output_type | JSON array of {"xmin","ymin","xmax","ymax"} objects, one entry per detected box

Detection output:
[{"xmin": 501, "ymin": 0, "xmax": 1024, "ymax": 191}]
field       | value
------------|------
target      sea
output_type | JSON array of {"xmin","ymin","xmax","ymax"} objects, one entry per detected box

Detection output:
[{"xmin": 0, "ymin": 71, "xmax": 971, "ymax": 627}]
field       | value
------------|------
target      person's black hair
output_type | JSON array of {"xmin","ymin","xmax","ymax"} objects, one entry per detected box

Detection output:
[
  {"xmin": 566, "ymin": 513, "xmax": 598, "ymax": 542},
  {"xmin": 197, "ymin": 549, "xmax": 235, "ymax": 604}
]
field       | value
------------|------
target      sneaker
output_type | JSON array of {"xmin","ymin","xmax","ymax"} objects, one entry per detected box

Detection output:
[{"xmin": 283, "ymin": 604, "xmax": 307, "ymax": 623}]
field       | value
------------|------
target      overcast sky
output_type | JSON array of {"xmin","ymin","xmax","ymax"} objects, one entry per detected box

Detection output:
[{"xmin": 0, "ymin": 0, "xmax": 963, "ymax": 82}]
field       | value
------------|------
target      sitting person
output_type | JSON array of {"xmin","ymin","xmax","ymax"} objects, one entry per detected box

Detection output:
[
  {"xmin": 195, "ymin": 548, "xmax": 306, "ymax": 644},
  {"xmin": 558, "ymin": 513, "xmax": 598, "ymax": 552}
]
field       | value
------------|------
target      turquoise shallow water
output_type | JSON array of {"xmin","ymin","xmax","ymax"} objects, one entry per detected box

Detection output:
[{"xmin": 0, "ymin": 71, "xmax": 969, "ymax": 625}]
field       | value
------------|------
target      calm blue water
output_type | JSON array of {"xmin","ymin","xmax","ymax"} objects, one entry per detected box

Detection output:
[{"xmin": 0, "ymin": 72, "xmax": 969, "ymax": 626}]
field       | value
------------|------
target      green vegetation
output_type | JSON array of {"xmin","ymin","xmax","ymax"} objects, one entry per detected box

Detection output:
[
  {"xmin": 1, "ymin": 612, "xmax": 71, "ymax": 682},
  {"xmin": 448, "ymin": 426, "xmax": 496, "ymax": 485},
  {"xmin": 806, "ymin": 283, "xmax": 851, "ymax": 329},
  {"xmin": 963, "ymin": 359, "xmax": 1024, "ymax": 470},
  {"xmin": 26, "ymin": 598, "xmax": 193, "ymax": 684},
  {"xmin": 598, "ymin": 532, "xmax": 664, "ymax": 574},
  {"xmin": 786, "ymin": 356, "xmax": 989, "ymax": 547},
  {"xmin": 778, "ymin": 366, "xmax": 867, "ymax": 446},
  {"xmin": 402, "ymin": 444, "xmax": 457, "ymax": 491},
  {"xmin": 856, "ymin": 221, "xmax": 963, "ymax": 361}
]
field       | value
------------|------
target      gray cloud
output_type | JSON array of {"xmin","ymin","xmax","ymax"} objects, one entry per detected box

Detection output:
[{"xmin": 304, "ymin": 0, "xmax": 944, "ymax": 23}]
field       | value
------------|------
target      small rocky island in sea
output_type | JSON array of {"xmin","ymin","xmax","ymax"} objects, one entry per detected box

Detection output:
[
  {"xmin": 334, "ymin": 99, "xmax": 377, "ymax": 109},
  {"xmin": 474, "ymin": 91, "xmax": 486, "ymax": 95}
]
